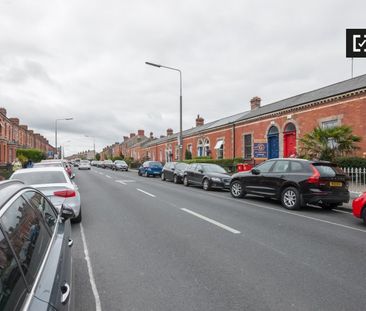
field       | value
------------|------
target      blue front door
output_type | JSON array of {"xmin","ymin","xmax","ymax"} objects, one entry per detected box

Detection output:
[{"xmin": 268, "ymin": 134, "xmax": 279, "ymax": 159}]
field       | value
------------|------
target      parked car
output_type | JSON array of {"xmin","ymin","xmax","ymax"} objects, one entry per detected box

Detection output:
[
  {"xmin": 79, "ymin": 159, "xmax": 91, "ymax": 170},
  {"xmin": 113, "ymin": 160, "xmax": 129, "ymax": 171},
  {"xmin": 102, "ymin": 159, "xmax": 113, "ymax": 169},
  {"xmin": 0, "ymin": 180, "xmax": 74, "ymax": 311},
  {"xmin": 138, "ymin": 161, "xmax": 163, "ymax": 177},
  {"xmin": 183, "ymin": 163, "xmax": 231, "ymax": 190},
  {"xmin": 73, "ymin": 158, "xmax": 81, "ymax": 167},
  {"xmin": 10, "ymin": 167, "xmax": 82, "ymax": 222},
  {"xmin": 161, "ymin": 162, "xmax": 188, "ymax": 183},
  {"xmin": 352, "ymin": 192, "xmax": 366, "ymax": 224},
  {"xmin": 34, "ymin": 160, "xmax": 74, "ymax": 178},
  {"xmin": 230, "ymin": 158, "xmax": 350, "ymax": 210}
]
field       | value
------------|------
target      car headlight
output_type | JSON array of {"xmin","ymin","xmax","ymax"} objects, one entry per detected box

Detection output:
[{"xmin": 211, "ymin": 177, "xmax": 221, "ymax": 182}]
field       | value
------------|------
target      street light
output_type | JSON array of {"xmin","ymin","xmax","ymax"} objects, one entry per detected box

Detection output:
[
  {"xmin": 55, "ymin": 118, "xmax": 73, "ymax": 159},
  {"xmin": 85, "ymin": 135, "xmax": 96, "ymax": 159},
  {"xmin": 145, "ymin": 61, "xmax": 183, "ymax": 161}
]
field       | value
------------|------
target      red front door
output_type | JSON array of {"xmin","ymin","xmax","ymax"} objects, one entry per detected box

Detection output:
[{"xmin": 284, "ymin": 131, "xmax": 296, "ymax": 157}]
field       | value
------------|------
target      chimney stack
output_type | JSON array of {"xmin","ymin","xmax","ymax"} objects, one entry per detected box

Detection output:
[
  {"xmin": 195, "ymin": 114, "xmax": 204, "ymax": 127},
  {"xmin": 137, "ymin": 129, "xmax": 145, "ymax": 137},
  {"xmin": 250, "ymin": 96, "xmax": 261, "ymax": 110},
  {"xmin": 167, "ymin": 128, "xmax": 173, "ymax": 136},
  {"xmin": 0, "ymin": 108, "xmax": 7, "ymax": 116},
  {"xmin": 123, "ymin": 136, "xmax": 129, "ymax": 141},
  {"xmin": 130, "ymin": 133, "xmax": 136, "ymax": 138},
  {"xmin": 150, "ymin": 132, "xmax": 154, "ymax": 139},
  {"xmin": 9, "ymin": 118, "xmax": 20, "ymax": 126}
]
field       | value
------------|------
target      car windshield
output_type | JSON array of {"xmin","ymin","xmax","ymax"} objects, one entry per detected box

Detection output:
[
  {"xmin": 115, "ymin": 161, "xmax": 126, "ymax": 164},
  {"xmin": 202, "ymin": 164, "xmax": 227, "ymax": 173},
  {"xmin": 176, "ymin": 163, "xmax": 188, "ymax": 170},
  {"xmin": 11, "ymin": 171, "xmax": 67, "ymax": 184},
  {"xmin": 149, "ymin": 162, "xmax": 162, "ymax": 167},
  {"xmin": 313, "ymin": 164, "xmax": 345, "ymax": 177}
]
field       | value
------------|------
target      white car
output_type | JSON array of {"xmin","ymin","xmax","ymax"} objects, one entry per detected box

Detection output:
[
  {"xmin": 79, "ymin": 160, "xmax": 91, "ymax": 170},
  {"xmin": 10, "ymin": 167, "xmax": 82, "ymax": 222}
]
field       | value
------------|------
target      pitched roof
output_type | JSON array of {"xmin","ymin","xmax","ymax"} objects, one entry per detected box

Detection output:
[{"xmin": 236, "ymin": 73, "xmax": 366, "ymax": 122}]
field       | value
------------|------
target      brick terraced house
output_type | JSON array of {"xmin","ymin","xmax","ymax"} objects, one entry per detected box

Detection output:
[
  {"xmin": 0, "ymin": 107, "xmax": 55, "ymax": 165},
  {"xmin": 111, "ymin": 74, "xmax": 366, "ymax": 162}
]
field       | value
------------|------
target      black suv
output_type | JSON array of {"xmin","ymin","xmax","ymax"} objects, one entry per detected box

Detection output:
[
  {"xmin": 0, "ymin": 180, "xmax": 75, "ymax": 310},
  {"xmin": 230, "ymin": 158, "xmax": 350, "ymax": 210},
  {"xmin": 161, "ymin": 162, "xmax": 188, "ymax": 184},
  {"xmin": 183, "ymin": 163, "xmax": 231, "ymax": 190}
]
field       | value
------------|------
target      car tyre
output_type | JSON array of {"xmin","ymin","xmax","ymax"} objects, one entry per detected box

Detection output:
[
  {"xmin": 173, "ymin": 175, "xmax": 178, "ymax": 184},
  {"xmin": 203, "ymin": 178, "xmax": 211, "ymax": 191},
  {"xmin": 230, "ymin": 180, "xmax": 245, "ymax": 198},
  {"xmin": 362, "ymin": 207, "xmax": 366, "ymax": 224},
  {"xmin": 281, "ymin": 187, "xmax": 301, "ymax": 210},
  {"xmin": 72, "ymin": 208, "xmax": 82, "ymax": 223},
  {"xmin": 183, "ymin": 176, "xmax": 189, "ymax": 187}
]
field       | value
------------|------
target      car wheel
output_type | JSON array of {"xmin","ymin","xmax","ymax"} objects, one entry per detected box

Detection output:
[
  {"xmin": 362, "ymin": 207, "xmax": 366, "ymax": 224},
  {"xmin": 173, "ymin": 175, "xmax": 178, "ymax": 184},
  {"xmin": 230, "ymin": 180, "xmax": 245, "ymax": 198},
  {"xmin": 71, "ymin": 208, "xmax": 82, "ymax": 223},
  {"xmin": 281, "ymin": 187, "xmax": 300, "ymax": 210},
  {"xmin": 202, "ymin": 178, "xmax": 211, "ymax": 191},
  {"xmin": 183, "ymin": 176, "xmax": 189, "ymax": 187}
]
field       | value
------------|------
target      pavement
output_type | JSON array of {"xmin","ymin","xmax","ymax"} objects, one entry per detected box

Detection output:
[{"xmin": 71, "ymin": 167, "xmax": 366, "ymax": 311}]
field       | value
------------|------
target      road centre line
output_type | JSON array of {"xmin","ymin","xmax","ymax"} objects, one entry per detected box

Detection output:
[
  {"xmin": 80, "ymin": 224, "xmax": 102, "ymax": 311},
  {"xmin": 136, "ymin": 188, "xmax": 156, "ymax": 197},
  {"xmin": 105, "ymin": 175, "xmax": 112, "ymax": 178},
  {"xmin": 181, "ymin": 208, "xmax": 241, "ymax": 234},
  {"xmin": 115, "ymin": 180, "xmax": 126, "ymax": 185}
]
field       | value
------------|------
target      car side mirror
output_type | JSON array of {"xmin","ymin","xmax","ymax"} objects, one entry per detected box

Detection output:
[
  {"xmin": 61, "ymin": 205, "xmax": 75, "ymax": 222},
  {"xmin": 251, "ymin": 168, "xmax": 260, "ymax": 175},
  {"xmin": 171, "ymin": 168, "xmax": 175, "ymax": 171},
  {"xmin": 198, "ymin": 169, "xmax": 204, "ymax": 173}
]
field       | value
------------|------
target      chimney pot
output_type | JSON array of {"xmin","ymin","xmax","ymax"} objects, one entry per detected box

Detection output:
[
  {"xmin": 150, "ymin": 132, "xmax": 154, "ymax": 139},
  {"xmin": 167, "ymin": 128, "xmax": 173, "ymax": 136},
  {"xmin": 137, "ymin": 129, "xmax": 145, "ymax": 137},
  {"xmin": 250, "ymin": 96, "xmax": 261, "ymax": 110},
  {"xmin": 130, "ymin": 133, "xmax": 136, "ymax": 138},
  {"xmin": 195, "ymin": 114, "xmax": 204, "ymax": 127}
]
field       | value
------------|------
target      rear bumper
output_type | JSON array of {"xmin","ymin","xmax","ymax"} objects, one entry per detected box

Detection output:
[{"xmin": 302, "ymin": 190, "xmax": 350, "ymax": 205}]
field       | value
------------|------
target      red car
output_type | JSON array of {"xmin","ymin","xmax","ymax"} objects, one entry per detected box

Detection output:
[{"xmin": 352, "ymin": 192, "xmax": 366, "ymax": 224}]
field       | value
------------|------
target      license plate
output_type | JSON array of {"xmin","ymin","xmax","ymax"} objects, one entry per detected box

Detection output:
[{"xmin": 330, "ymin": 181, "xmax": 342, "ymax": 187}]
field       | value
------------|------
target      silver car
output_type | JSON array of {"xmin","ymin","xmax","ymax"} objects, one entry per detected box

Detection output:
[
  {"xmin": 78, "ymin": 159, "xmax": 91, "ymax": 170},
  {"xmin": 10, "ymin": 167, "xmax": 82, "ymax": 223}
]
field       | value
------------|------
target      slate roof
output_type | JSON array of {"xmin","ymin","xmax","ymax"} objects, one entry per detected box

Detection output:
[
  {"xmin": 143, "ymin": 74, "xmax": 366, "ymax": 148},
  {"xmin": 236, "ymin": 73, "xmax": 366, "ymax": 122}
]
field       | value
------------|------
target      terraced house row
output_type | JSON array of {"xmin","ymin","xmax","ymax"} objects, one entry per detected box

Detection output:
[
  {"xmin": 0, "ymin": 107, "xmax": 55, "ymax": 165},
  {"xmin": 101, "ymin": 74, "xmax": 366, "ymax": 163}
]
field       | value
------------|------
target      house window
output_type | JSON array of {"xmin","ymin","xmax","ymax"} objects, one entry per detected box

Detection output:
[
  {"xmin": 244, "ymin": 134, "xmax": 252, "ymax": 159},
  {"xmin": 214, "ymin": 140, "xmax": 224, "ymax": 159},
  {"xmin": 321, "ymin": 119, "xmax": 338, "ymax": 129},
  {"xmin": 203, "ymin": 139, "xmax": 210, "ymax": 156},
  {"xmin": 175, "ymin": 146, "xmax": 179, "ymax": 160},
  {"xmin": 197, "ymin": 140, "xmax": 203, "ymax": 157}
]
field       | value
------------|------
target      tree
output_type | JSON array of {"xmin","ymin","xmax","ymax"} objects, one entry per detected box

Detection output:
[
  {"xmin": 95, "ymin": 153, "xmax": 101, "ymax": 161},
  {"xmin": 185, "ymin": 149, "xmax": 192, "ymax": 160},
  {"xmin": 299, "ymin": 125, "xmax": 361, "ymax": 161}
]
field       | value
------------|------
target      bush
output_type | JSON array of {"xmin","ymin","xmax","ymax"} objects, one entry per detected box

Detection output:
[
  {"xmin": 185, "ymin": 149, "xmax": 192, "ymax": 160},
  {"xmin": 334, "ymin": 157, "xmax": 366, "ymax": 168},
  {"xmin": 183, "ymin": 157, "xmax": 253, "ymax": 173},
  {"xmin": 16, "ymin": 149, "xmax": 45, "ymax": 163}
]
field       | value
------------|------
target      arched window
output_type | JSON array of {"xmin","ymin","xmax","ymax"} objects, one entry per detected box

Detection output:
[
  {"xmin": 197, "ymin": 139, "xmax": 204, "ymax": 157},
  {"xmin": 284, "ymin": 123, "xmax": 296, "ymax": 133},
  {"xmin": 268, "ymin": 126, "xmax": 279, "ymax": 135},
  {"xmin": 166, "ymin": 144, "xmax": 173, "ymax": 162},
  {"xmin": 203, "ymin": 138, "xmax": 210, "ymax": 156}
]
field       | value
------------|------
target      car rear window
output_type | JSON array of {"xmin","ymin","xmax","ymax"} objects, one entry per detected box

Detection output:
[
  {"xmin": 12, "ymin": 171, "xmax": 67, "ymax": 184},
  {"xmin": 313, "ymin": 164, "xmax": 345, "ymax": 177},
  {"xmin": 149, "ymin": 162, "xmax": 162, "ymax": 167},
  {"xmin": 33, "ymin": 162, "xmax": 63, "ymax": 168}
]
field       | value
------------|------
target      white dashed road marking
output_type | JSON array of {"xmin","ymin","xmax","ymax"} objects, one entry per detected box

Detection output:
[
  {"xmin": 181, "ymin": 208, "xmax": 241, "ymax": 234},
  {"xmin": 136, "ymin": 188, "xmax": 156, "ymax": 197}
]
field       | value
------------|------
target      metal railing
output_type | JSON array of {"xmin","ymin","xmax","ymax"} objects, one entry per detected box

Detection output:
[{"xmin": 342, "ymin": 167, "xmax": 366, "ymax": 192}]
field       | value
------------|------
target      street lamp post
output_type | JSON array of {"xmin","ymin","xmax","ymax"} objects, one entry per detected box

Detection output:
[
  {"xmin": 145, "ymin": 61, "xmax": 183, "ymax": 161},
  {"xmin": 85, "ymin": 135, "xmax": 96, "ymax": 159},
  {"xmin": 55, "ymin": 118, "xmax": 73, "ymax": 159}
]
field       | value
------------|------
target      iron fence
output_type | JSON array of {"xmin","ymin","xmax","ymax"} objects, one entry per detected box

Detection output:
[{"xmin": 342, "ymin": 167, "xmax": 366, "ymax": 192}]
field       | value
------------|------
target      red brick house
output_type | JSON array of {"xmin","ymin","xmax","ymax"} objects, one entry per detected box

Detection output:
[{"xmin": 114, "ymin": 74, "xmax": 366, "ymax": 163}]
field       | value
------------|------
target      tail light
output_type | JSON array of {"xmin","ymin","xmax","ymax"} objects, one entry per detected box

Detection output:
[
  {"xmin": 54, "ymin": 190, "xmax": 76, "ymax": 198},
  {"xmin": 307, "ymin": 165, "xmax": 320, "ymax": 184}
]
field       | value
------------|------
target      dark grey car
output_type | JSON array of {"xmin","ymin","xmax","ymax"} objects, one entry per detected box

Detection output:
[{"xmin": 0, "ymin": 180, "xmax": 74, "ymax": 311}]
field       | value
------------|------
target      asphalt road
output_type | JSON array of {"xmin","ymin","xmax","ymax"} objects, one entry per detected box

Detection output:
[{"xmin": 71, "ymin": 167, "xmax": 366, "ymax": 311}]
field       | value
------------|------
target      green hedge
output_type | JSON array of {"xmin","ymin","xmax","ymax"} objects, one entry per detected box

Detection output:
[
  {"xmin": 334, "ymin": 157, "xmax": 366, "ymax": 169},
  {"xmin": 183, "ymin": 158, "xmax": 253, "ymax": 173},
  {"xmin": 16, "ymin": 149, "xmax": 45, "ymax": 163}
]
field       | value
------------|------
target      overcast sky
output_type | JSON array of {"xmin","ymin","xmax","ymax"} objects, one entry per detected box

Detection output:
[{"xmin": 1, "ymin": 0, "xmax": 366, "ymax": 156}]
